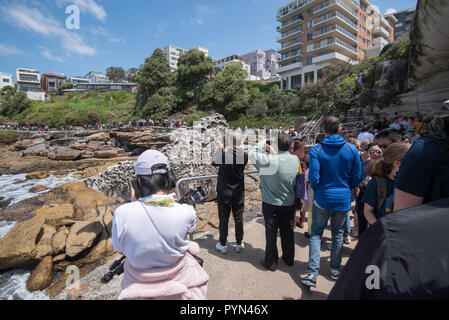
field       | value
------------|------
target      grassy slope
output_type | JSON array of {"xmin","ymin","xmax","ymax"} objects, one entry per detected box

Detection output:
[{"xmin": 13, "ymin": 91, "xmax": 136, "ymax": 126}]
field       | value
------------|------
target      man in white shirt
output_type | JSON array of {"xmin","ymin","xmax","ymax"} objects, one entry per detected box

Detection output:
[
  {"xmin": 357, "ymin": 126, "xmax": 374, "ymax": 143},
  {"xmin": 389, "ymin": 117, "xmax": 401, "ymax": 131}
]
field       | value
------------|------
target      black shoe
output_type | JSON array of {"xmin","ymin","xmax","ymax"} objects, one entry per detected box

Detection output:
[
  {"xmin": 260, "ymin": 259, "xmax": 277, "ymax": 271},
  {"xmin": 296, "ymin": 222, "xmax": 304, "ymax": 229},
  {"xmin": 304, "ymin": 232, "xmax": 311, "ymax": 238}
]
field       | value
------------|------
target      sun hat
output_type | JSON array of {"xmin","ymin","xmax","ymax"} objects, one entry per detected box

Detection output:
[{"xmin": 135, "ymin": 150, "xmax": 170, "ymax": 175}]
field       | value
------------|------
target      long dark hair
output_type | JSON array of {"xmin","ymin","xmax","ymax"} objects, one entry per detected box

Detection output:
[{"xmin": 137, "ymin": 164, "xmax": 177, "ymax": 197}]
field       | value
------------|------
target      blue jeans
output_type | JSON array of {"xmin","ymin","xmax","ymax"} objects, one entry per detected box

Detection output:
[
  {"xmin": 344, "ymin": 213, "xmax": 351, "ymax": 237},
  {"xmin": 308, "ymin": 204, "xmax": 348, "ymax": 275}
]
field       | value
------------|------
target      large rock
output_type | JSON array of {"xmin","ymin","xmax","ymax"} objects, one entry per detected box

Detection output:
[
  {"xmin": 48, "ymin": 148, "xmax": 81, "ymax": 161},
  {"xmin": 65, "ymin": 218, "xmax": 104, "ymax": 258},
  {"xmin": 14, "ymin": 138, "xmax": 46, "ymax": 151},
  {"xmin": 0, "ymin": 216, "xmax": 46, "ymax": 271},
  {"xmin": 71, "ymin": 189, "xmax": 107, "ymax": 219},
  {"xmin": 26, "ymin": 171, "xmax": 51, "ymax": 180},
  {"xmin": 52, "ymin": 226, "xmax": 69, "ymax": 255},
  {"xmin": 30, "ymin": 185, "xmax": 49, "ymax": 193},
  {"xmin": 86, "ymin": 132, "xmax": 110, "ymax": 142},
  {"xmin": 26, "ymin": 256, "xmax": 54, "ymax": 292},
  {"xmin": 35, "ymin": 204, "xmax": 74, "ymax": 223},
  {"xmin": 22, "ymin": 144, "xmax": 49, "ymax": 157},
  {"xmin": 86, "ymin": 141, "xmax": 103, "ymax": 151},
  {"xmin": 93, "ymin": 149, "xmax": 121, "ymax": 159},
  {"xmin": 35, "ymin": 224, "xmax": 56, "ymax": 259}
]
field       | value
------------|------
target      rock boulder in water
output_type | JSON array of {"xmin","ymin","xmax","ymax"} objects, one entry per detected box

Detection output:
[
  {"xmin": 0, "ymin": 216, "xmax": 46, "ymax": 271},
  {"xmin": 52, "ymin": 226, "xmax": 69, "ymax": 255},
  {"xmin": 26, "ymin": 171, "xmax": 51, "ymax": 180},
  {"xmin": 26, "ymin": 256, "xmax": 54, "ymax": 292}
]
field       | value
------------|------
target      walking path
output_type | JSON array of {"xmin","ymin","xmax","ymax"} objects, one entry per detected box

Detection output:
[{"xmin": 196, "ymin": 213, "xmax": 358, "ymax": 300}]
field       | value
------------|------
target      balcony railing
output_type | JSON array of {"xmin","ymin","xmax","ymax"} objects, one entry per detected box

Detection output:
[
  {"xmin": 277, "ymin": 0, "xmax": 316, "ymax": 19},
  {"xmin": 313, "ymin": 11, "xmax": 358, "ymax": 31},
  {"xmin": 281, "ymin": 38, "xmax": 302, "ymax": 49},
  {"xmin": 313, "ymin": 0, "xmax": 359, "ymax": 20},
  {"xmin": 278, "ymin": 26, "xmax": 302, "ymax": 40},
  {"xmin": 279, "ymin": 51, "xmax": 302, "ymax": 62},
  {"xmin": 313, "ymin": 24, "xmax": 357, "ymax": 42},
  {"xmin": 19, "ymin": 76, "xmax": 39, "ymax": 82},
  {"xmin": 312, "ymin": 37, "xmax": 357, "ymax": 54},
  {"xmin": 278, "ymin": 14, "xmax": 303, "ymax": 31}
]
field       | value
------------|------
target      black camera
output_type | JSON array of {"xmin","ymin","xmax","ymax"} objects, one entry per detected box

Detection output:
[{"xmin": 178, "ymin": 186, "xmax": 208, "ymax": 206}]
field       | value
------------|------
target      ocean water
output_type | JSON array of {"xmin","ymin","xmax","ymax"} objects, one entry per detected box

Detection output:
[
  {"xmin": 0, "ymin": 172, "xmax": 79, "ymax": 206},
  {"xmin": 0, "ymin": 172, "xmax": 79, "ymax": 300}
]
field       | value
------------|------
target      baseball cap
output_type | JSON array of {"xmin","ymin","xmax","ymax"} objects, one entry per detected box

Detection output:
[
  {"xmin": 135, "ymin": 150, "xmax": 171, "ymax": 176},
  {"xmin": 408, "ymin": 126, "xmax": 416, "ymax": 132}
]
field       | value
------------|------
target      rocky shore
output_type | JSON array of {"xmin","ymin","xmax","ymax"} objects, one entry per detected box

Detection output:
[{"xmin": 0, "ymin": 113, "xmax": 262, "ymax": 300}]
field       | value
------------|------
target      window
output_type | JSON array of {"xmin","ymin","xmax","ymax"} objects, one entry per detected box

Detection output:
[
  {"xmin": 307, "ymin": 44, "xmax": 314, "ymax": 52},
  {"xmin": 362, "ymin": 38, "xmax": 366, "ymax": 44},
  {"xmin": 363, "ymin": 27, "xmax": 366, "ymax": 33},
  {"xmin": 362, "ymin": 16, "xmax": 366, "ymax": 22},
  {"xmin": 368, "ymin": 31, "xmax": 371, "ymax": 36},
  {"xmin": 307, "ymin": 56, "xmax": 313, "ymax": 64},
  {"xmin": 3, "ymin": 79, "xmax": 9, "ymax": 83},
  {"xmin": 307, "ymin": 32, "xmax": 313, "ymax": 40},
  {"xmin": 307, "ymin": 21, "xmax": 313, "ymax": 29},
  {"xmin": 307, "ymin": 8, "xmax": 313, "ymax": 17},
  {"xmin": 396, "ymin": 22, "xmax": 403, "ymax": 28}
]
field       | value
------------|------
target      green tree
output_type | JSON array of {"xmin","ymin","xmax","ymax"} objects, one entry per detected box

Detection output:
[
  {"xmin": 246, "ymin": 87, "xmax": 267, "ymax": 118},
  {"xmin": 176, "ymin": 49, "xmax": 214, "ymax": 105},
  {"xmin": 106, "ymin": 66, "xmax": 126, "ymax": 83},
  {"xmin": 142, "ymin": 87, "xmax": 175, "ymax": 119},
  {"xmin": 0, "ymin": 90, "xmax": 32, "ymax": 116},
  {"xmin": 135, "ymin": 49, "xmax": 173, "ymax": 110},
  {"xmin": 200, "ymin": 62, "xmax": 248, "ymax": 119}
]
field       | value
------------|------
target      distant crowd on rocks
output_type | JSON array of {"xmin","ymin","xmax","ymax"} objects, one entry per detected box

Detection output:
[{"xmin": 0, "ymin": 118, "xmax": 185, "ymax": 132}]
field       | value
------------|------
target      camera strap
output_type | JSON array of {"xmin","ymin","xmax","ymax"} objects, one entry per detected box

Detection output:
[{"xmin": 139, "ymin": 201, "xmax": 204, "ymax": 267}]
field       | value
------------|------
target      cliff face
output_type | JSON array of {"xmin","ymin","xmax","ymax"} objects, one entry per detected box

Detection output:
[{"xmin": 397, "ymin": 0, "xmax": 449, "ymax": 118}]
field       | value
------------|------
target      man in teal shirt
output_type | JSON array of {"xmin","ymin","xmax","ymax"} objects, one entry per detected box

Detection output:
[{"xmin": 249, "ymin": 133, "xmax": 299, "ymax": 271}]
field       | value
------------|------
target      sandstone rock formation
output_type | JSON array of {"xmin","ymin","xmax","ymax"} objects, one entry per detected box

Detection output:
[
  {"xmin": 26, "ymin": 256, "xmax": 54, "ymax": 292},
  {"xmin": 65, "ymin": 218, "xmax": 104, "ymax": 258}
]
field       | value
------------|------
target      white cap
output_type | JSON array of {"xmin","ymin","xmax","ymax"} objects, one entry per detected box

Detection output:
[{"xmin": 135, "ymin": 150, "xmax": 171, "ymax": 176}]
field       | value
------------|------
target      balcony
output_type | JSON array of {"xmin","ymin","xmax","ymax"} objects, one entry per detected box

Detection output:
[
  {"xmin": 312, "ymin": 11, "xmax": 359, "ymax": 32},
  {"xmin": 18, "ymin": 76, "xmax": 39, "ymax": 83},
  {"xmin": 276, "ymin": 61, "xmax": 303, "ymax": 74},
  {"xmin": 277, "ymin": 14, "xmax": 303, "ymax": 33},
  {"xmin": 278, "ymin": 38, "xmax": 303, "ymax": 54},
  {"xmin": 313, "ymin": 0, "xmax": 359, "ymax": 21},
  {"xmin": 372, "ymin": 36, "xmax": 389, "ymax": 47},
  {"xmin": 277, "ymin": 26, "xmax": 302, "ymax": 42},
  {"xmin": 279, "ymin": 51, "xmax": 302, "ymax": 63},
  {"xmin": 313, "ymin": 24, "xmax": 358, "ymax": 45},
  {"xmin": 277, "ymin": 0, "xmax": 317, "ymax": 21},
  {"xmin": 312, "ymin": 52, "xmax": 357, "ymax": 65},
  {"xmin": 311, "ymin": 37, "xmax": 358, "ymax": 57},
  {"xmin": 374, "ymin": 26, "xmax": 390, "ymax": 39}
]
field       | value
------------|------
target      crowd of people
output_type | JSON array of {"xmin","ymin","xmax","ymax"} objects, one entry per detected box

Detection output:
[
  {"xmin": 0, "ymin": 118, "xmax": 185, "ymax": 132},
  {"xmin": 110, "ymin": 112, "xmax": 448, "ymax": 300}
]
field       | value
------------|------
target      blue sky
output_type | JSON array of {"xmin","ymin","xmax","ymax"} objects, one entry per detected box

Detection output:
[{"xmin": 0, "ymin": 0, "xmax": 418, "ymax": 80}]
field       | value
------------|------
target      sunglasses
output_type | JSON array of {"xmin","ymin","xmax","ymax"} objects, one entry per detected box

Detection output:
[{"xmin": 370, "ymin": 150, "xmax": 382, "ymax": 155}]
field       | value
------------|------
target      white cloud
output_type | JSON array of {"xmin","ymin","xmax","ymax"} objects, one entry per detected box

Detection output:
[
  {"xmin": 385, "ymin": 8, "xmax": 398, "ymax": 15},
  {"xmin": 155, "ymin": 22, "xmax": 166, "ymax": 38},
  {"xmin": 1, "ymin": 4, "xmax": 96, "ymax": 56},
  {"xmin": 0, "ymin": 43, "xmax": 26, "ymax": 56},
  {"xmin": 90, "ymin": 26, "xmax": 125, "ymax": 43},
  {"xmin": 42, "ymin": 49, "xmax": 64, "ymax": 62},
  {"xmin": 57, "ymin": 0, "xmax": 107, "ymax": 22},
  {"xmin": 190, "ymin": 5, "xmax": 216, "ymax": 25}
]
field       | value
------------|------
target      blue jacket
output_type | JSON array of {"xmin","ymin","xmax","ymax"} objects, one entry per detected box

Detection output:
[{"xmin": 309, "ymin": 135, "xmax": 361, "ymax": 211}]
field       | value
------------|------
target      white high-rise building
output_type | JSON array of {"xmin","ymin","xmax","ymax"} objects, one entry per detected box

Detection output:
[
  {"xmin": 164, "ymin": 45, "xmax": 209, "ymax": 72},
  {"xmin": 0, "ymin": 72, "xmax": 14, "ymax": 91},
  {"xmin": 16, "ymin": 68, "xmax": 45, "ymax": 100},
  {"xmin": 241, "ymin": 49, "xmax": 280, "ymax": 80}
]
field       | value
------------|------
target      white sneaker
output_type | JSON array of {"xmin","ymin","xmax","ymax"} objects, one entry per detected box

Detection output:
[
  {"xmin": 344, "ymin": 236, "xmax": 352, "ymax": 244},
  {"xmin": 234, "ymin": 243, "xmax": 245, "ymax": 253},
  {"xmin": 215, "ymin": 242, "xmax": 227, "ymax": 254},
  {"xmin": 330, "ymin": 268, "xmax": 341, "ymax": 280}
]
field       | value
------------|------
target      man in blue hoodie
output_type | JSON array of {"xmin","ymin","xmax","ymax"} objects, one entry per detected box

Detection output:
[{"xmin": 301, "ymin": 117, "xmax": 361, "ymax": 287}]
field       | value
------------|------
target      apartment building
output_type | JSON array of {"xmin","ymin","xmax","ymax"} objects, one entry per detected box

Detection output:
[
  {"xmin": 276, "ymin": 0, "xmax": 395, "ymax": 90},
  {"xmin": 213, "ymin": 55, "xmax": 253, "ymax": 80},
  {"xmin": 69, "ymin": 76, "xmax": 90, "ymax": 84},
  {"xmin": 164, "ymin": 45, "xmax": 209, "ymax": 72},
  {"xmin": 16, "ymin": 68, "xmax": 45, "ymax": 100},
  {"xmin": 386, "ymin": 8, "xmax": 416, "ymax": 40},
  {"xmin": 41, "ymin": 73, "xmax": 67, "ymax": 94},
  {"xmin": 0, "ymin": 72, "xmax": 14, "ymax": 91},
  {"xmin": 85, "ymin": 71, "xmax": 110, "ymax": 84},
  {"xmin": 241, "ymin": 49, "xmax": 280, "ymax": 80}
]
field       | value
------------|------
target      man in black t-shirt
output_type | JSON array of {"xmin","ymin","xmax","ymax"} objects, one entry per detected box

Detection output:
[
  {"xmin": 212, "ymin": 133, "xmax": 249, "ymax": 254},
  {"xmin": 395, "ymin": 116, "xmax": 449, "ymax": 211}
]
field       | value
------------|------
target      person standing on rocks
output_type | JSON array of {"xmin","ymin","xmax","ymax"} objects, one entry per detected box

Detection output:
[
  {"xmin": 301, "ymin": 117, "xmax": 361, "ymax": 288},
  {"xmin": 112, "ymin": 150, "xmax": 209, "ymax": 300},
  {"xmin": 249, "ymin": 133, "xmax": 299, "ymax": 271},
  {"xmin": 212, "ymin": 132, "xmax": 249, "ymax": 254}
]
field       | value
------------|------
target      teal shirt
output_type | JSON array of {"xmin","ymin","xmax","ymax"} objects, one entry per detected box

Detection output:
[{"xmin": 249, "ymin": 142, "xmax": 299, "ymax": 206}]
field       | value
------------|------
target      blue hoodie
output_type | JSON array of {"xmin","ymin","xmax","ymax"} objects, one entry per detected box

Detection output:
[{"xmin": 309, "ymin": 135, "xmax": 361, "ymax": 212}]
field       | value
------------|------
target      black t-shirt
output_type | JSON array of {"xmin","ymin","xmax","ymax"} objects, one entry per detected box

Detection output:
[
  {"xmin": 396, "ymin": 136, "xmax": 449, "ymax": 202},
  {"xmin": 362, "ymin": 177, "xmax": 395, "ymax": 220},
  {"xmin": 212, "ymin": 147, "xmax": 248, "ymax": 198}
]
